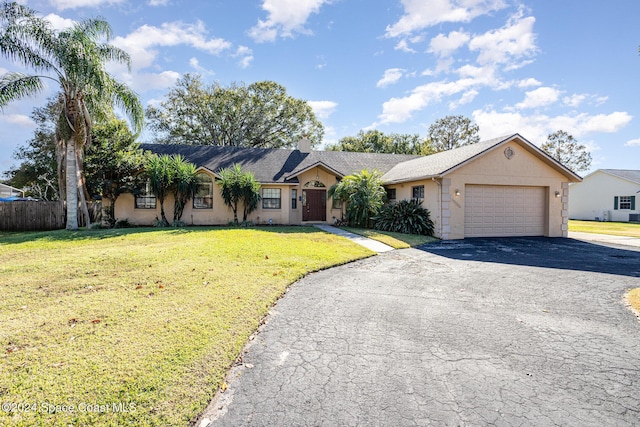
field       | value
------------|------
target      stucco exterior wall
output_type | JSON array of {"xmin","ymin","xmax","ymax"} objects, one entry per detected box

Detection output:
[
  {"xmin": 113, "ymin": 167, "xmax": 345, "ymax": 226},
  {"xmin": 442, "ymin": 141, "xmax": 570, "ymax": 239},
  {"xmin": 384, "ymin": 180, "xmax": 442, "ymax": 237},
  {"xmin": 569, "ymin": 172, "xmax": 639, "ymax": 222}
]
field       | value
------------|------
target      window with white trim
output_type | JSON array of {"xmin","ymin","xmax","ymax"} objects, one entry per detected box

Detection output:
[
  {"xmin": 262, "ymin": 188, "xmax": 281, "ymax": 209},
  {"xmin": 193, "ymin": 173, "xmax": 213, "ymax": 209},
  {"xmin": 135, "ymin": 179, "xmax": 156, "ymax": 209}
]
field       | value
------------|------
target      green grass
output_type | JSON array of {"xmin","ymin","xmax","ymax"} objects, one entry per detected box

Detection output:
[
  {"xmin": 0, "ymin": 227, "xmax": 373, "ymax": 426},
  {"xmin": 568, "ymin": 220, "xmax": 640, "ymax": 238},
  {"xmin": 342, "ymin": 227, "xmax": 439, "ymax": 249}
]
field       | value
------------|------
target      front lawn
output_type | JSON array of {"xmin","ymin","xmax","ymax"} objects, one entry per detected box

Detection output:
[
  {"xmin": 0, "ymin": 227, "xmax": 372, "ymax": 426},
  {"xmin": 342, "ymin": 227, "xmax": 439, "ymax": 249},
  {"xmin": 569, "ymin": 220, "xmax": 640, "ymax": 238}
]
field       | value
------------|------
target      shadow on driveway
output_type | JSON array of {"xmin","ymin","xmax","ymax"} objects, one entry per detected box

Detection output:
[{"xmin": 417, "ymin": 237, "xmax": 640, "ymax": 278}]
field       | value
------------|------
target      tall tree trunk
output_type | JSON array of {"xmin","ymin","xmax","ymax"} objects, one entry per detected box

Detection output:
[
  {"xmin": 65, "ymin": 138, "xmax": 78, "ymax": 230},
  {"xmin": 76, "ymin": 150, "xmax": 91, "ymax": 228}
]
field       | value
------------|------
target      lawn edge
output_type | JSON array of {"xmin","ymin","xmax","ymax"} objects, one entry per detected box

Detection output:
[{"xmin": 191, "ymin": 251, "xmax": 375, "ymax": 427}]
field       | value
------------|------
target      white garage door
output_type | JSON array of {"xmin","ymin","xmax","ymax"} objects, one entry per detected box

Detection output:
[{"xmin": 464, "ymin": 185, "xmax": 546, "ymax": 237}]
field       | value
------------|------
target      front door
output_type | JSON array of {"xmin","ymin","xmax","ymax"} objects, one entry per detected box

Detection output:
[{"xmin": 303, "ymin": 189, "xmax": 326, "ymax": 221}]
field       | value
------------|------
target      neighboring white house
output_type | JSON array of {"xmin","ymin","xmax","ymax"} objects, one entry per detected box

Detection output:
[
  {"xmin": 569, "ymin": 169, "xmax": 639, "ymax": 222},
  {"xmin": 0, "ymin": 183, "xmax": 24, "ymax": 199}
]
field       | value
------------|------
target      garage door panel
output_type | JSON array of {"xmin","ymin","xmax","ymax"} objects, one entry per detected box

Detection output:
[{"xmin": 464, "ymin": 185, "xmax": 546, "ymax": 237}]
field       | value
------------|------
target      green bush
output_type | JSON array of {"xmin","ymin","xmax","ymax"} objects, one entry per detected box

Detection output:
[{"xmin": 372, "ymin": 199, "xmax": 435, "ymax": 236}]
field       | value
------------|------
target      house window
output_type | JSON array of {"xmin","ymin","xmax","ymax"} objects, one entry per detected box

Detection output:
[
  {"xmin": 332, "ymin": 197, "xmax": 342, "ymax": 209},
  {"xmin": 412, "ymin": 185, "xmax": 424, "ymax": 200},
  {"xmin": 135, "ymin": 179, "xmax": 156, "ymax": 209},
  {"xmin": 262, "ymin": 188, "xmax": 281, "ymax": 209},
  {"xmin": 386, "ymin": 188, "xmax": 396, "ymax": 201},
  {"xmin": 615, "ymin": 196, "xmax": 635, "ymax": 210},
  {"xmin": 291, "ymin": 189, "xmax": 297, "ymax": 209},
  {"xmin": 193, "ymin": 173, "xmax": 213, "ymax": 209}
]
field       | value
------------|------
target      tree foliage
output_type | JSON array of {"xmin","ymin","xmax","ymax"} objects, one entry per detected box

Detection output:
[
  {"xmin": 83, "ymin": 119, "xmax": 147, "ymax": 227},
  {"xmin": 328, "ymin": 169, "xmax": 386, "ymax": 228},
  {"xmin": 146, "ymin": 74, "xmax": 324, "ymax": 148},
  {"xmin": 326, "ymin": 130, "xmax": 434, "ymax": 155},
  {"xmin": 217, "ymin": 164, "xmax": 261, "ymax": 224},
  {"xmin": 0, "ymin": 2, "xmax": 143, "ymax": 229},
  {"xmin": 427, "ymin": 115, "xmax": 480, "ymax": 152},
  {"xmin": 171, "ymin": 156, "xmax": 198, "ymax": 223},
  {"xmin": 541, "ymin": 130, "xmax": 592, "ymax": 173},
  {"xmin": 4, "ymin": 99, "xmax": 60, "ymax": 200}
]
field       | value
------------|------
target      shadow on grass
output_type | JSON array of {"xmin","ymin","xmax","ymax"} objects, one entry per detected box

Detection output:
[
  {"xmin": 416, "ymin": 236, "xmax": 640, "ymax": 278},
  {"xmin": 0, "ymin": 225, "xmax": 324, "ymax": 245}
]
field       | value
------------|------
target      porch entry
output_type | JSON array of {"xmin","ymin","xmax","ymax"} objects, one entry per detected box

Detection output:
[{"xmin": 303, "ymin": 189, "xmax": 326, "ymax": 221}]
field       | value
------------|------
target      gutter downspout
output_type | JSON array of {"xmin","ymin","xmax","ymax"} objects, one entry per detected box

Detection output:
[{"xmin": 432, "ymin": 177, "xmax": 443, "ymax": 239}]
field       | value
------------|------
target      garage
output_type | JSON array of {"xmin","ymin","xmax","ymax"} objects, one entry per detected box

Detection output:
[{"xmin": 464, "ymin": 185, "xmax": 547, "ymax": 237}]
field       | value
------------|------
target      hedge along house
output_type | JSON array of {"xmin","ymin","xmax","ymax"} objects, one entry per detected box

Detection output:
[{"xmin": 115, "ymin": 134, "xmax": 581, "ymax": 239}]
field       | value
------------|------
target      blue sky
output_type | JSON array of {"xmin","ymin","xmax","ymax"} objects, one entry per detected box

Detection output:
[{"xmin": 1, "ymin": 0, "xmax": 639, "ymax": 176}]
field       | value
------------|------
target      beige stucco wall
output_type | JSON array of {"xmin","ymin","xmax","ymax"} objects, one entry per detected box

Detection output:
[
  {"xmin": 442, "ymin": 141, "xmax": 571, "ymax": 239},
  {"xmin": 384, "ymin": 180, "xmax": 442, "ymax": 236},
  {"xmin": 569, "ymin": 171, "xmax": 639, "ymax": 222},
  {"xmin": 113, "ymin": 167, "xmax": 344, "ymax": 226}
]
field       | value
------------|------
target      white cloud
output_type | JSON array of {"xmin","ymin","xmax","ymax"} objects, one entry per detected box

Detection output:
[
  {"xmin": 563, "ymin": 94, "xmax": 587, "ymax": 108},
  {"xmin": 625, "ymin": 138, "xmax": 640, "ymax": 147},
  {"xmin": 308, "ymin": 100, "xmax": 338, "ymax": 119},
  {"xmin": 449, "ymin": 89, "xmax": 478, "ymax": 109},
  {"xmin": 394, "ymin": 39, "xmax": 416, "ymax": 53},
  {"xmin": 233, "ymin": 46, "xmax": 254, "ymax": 69},
  {"xmin": 517, "ymin": 78, "xmax": 542, "ymax": 88},
  {"xmin": 386, "ymin": 0, "xmax": 507, "ymax": 38},
  {"xmin": 43, "ymin": 13, "xmax": 75, "ymax": 31},
  {"xmin": 189, "ymin": 57, "xmax": 215, "ymax": 75},
  {"xmin": 377, "ymin": 68, "xmax": 406, "ymax": 88},
  {"xmin": 148, "ymin": 0, "xmax": 169, "ymax": 5},
  {"xmin": 473, "ymin": 109, "xmax": 632, "ymax": 144},
  {"xmin": 376, "ymin": 78, "xmax": 476, "ymax": 124},
  {"xmin": 112, "ymin": 21, "xmax": 232, "ymax": 70},
  {"xmin": 120, "ymin": 70, "xmax": 181, "ymax": 92},
  {"xmin": 249, "ymin": 0, "xmax": 332, "ymax": 43},
  {"xmin": 0, "ymin": 114, "xmax": 35, "ymax": 128},
  {"xmin": 428, "ymin": 30, "xmax": 470, "ymax": 57},
  {"xmin": 468, "ymin": 11, "xmax": 537, "ymax": 66},
  {"xmin": 515, "ymin": 86, "xmax": 561, "ymax": 109},
  {"xmin": 48, "ymin": 0, "xmax": 125, "ymax": 10}
]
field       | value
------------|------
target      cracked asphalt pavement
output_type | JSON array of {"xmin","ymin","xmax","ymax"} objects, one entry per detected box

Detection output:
[{"xmin": 204, "ymin": 237, "xmax": 640, "ymax": 426}]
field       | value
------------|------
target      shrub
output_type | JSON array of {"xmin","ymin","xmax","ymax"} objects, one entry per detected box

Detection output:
[
  {"xmin": 114, "ymin": 218, "xmax": 133, "ymax": 228},
  {"xmin": 372, "ymin": 199, "xmax": 435, "ymax": 236}
]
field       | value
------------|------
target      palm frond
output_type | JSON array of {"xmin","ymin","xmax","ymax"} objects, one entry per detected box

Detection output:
[{"xmin": 0, "ymin": 72, "xmax": 45, "ymax": 107}]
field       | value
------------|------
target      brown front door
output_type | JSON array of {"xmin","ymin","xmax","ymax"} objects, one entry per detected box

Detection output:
[{"xmin": 303, "ymin": 189, "xmax": 326, "ymax": 221}]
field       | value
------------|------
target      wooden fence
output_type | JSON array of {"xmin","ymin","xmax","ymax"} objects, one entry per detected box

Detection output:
[{"xmin": 0, "ymin": 201, "xmax": 65, "ymax": 231}]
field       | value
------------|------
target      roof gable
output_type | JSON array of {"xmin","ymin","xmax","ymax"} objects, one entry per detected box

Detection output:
[
  {"xmin": 597, "ymin": 169, "xmax": 640, "ymax": 185},
  {"xmin": 382, "ymin": 134, "xmax": 582, "ymax": 184}
]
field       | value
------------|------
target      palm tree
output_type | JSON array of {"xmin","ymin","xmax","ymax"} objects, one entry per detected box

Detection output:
[
  {"xmin": 0, "ymin": 2, "xmax": 143, "ymax": 230},
  {"xmin": 172, "ymin": 155, "xmax": 198, "ymax": 223},
  {"xmin": 218, "ymin": 164, "xmax": 261, "ymax": 224},
  {"xmin": 328, "ymin": 169, "xmax": 386, "ymax": 228},
  {"xmin": 144, "ymin": 154, "xmax": 174, "ymax": 226}
]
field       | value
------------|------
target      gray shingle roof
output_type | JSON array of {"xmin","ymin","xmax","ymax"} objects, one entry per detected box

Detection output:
[
  {"xmin": 139, "ymin": 144, "xmax": 419, "ymax": 184},
  {"xmin": 381, "ymin": 135, "xmax": 515, "ymax": 183},
  {"xmin": 600, "ymin": 169, "xmax": 640, "ymax": 185},
  {"xmin": 141, "ymin": 133, "xmax": 581, "ymax": 186}
]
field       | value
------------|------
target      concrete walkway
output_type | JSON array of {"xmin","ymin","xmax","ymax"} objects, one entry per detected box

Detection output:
[
  {"xmin": 569, "ymin": 231, "xmax": 640, "ymax": 250},
  {"xmin": 313, "ymin": 224, "xmax": 394, "ymax": 253}
]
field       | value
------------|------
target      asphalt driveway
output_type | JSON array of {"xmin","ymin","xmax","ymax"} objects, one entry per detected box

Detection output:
[{"xmin": 202, "ymin": 237, "xmax": 640, "ymax": 427}]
